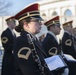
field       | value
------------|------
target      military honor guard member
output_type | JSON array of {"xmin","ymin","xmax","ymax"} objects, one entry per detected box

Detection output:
[
  {"xmin": 1, "ymin": 16, "xmax": 16, "ymax": 75},
  {"xmin": 62, "ymin": 21, "xmax": 76, "ymax": 75},
  {"xmin": 62, "ymin": 21, "xmax": 76, "ymax": 59},
  {"xmin": 42, "ymin": 16, "xmax": 69, "ymax": 75},
  {"xmin": 13, "ymin": 3, "xmax": 53, "ymax": 75}
]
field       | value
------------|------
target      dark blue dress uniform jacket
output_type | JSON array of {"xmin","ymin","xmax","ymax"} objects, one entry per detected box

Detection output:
[
  {"xmin": 42, "ymin": 33, "xmax": 60, "ymax": 57},
  {"xmin": 1, "ymin": 28, "xmax": 16, "ymax": 75},
  {"xmin": 13, "ymin": 30, "xmax": 52, "ymax": 75},
  {"xmin": 42, "ymin": 33, "xmax": 66, "ymax": 75},
  {"xmin": 62, "ymin": 32, "xmax": 76, "ymax": 59},
  {"xmin": 62, "ymin": 32, "xmax": 76, "ymax": 75}
]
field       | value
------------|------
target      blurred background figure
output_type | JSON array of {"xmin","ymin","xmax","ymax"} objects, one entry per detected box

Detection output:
[
  {"xmin": 61, "ymin": 20, "xmax": 76, "ymax": 75},
  {"xmin": 1, "ymin": 16, "xmax": 16, "ymax": 75},
  {"xmin": 36, "ymin": 24, "xmax": 48, "ymax": 43},
  {"xmin": 61, "ymin": 20, "xmax": 76, "ymax": 59},
  {"xmin": 39, "ymin": 34, "xmax": 45, "ymax": 42}
]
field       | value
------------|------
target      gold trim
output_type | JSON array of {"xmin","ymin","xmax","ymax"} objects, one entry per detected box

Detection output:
[
  {"xmin": 48, "ymin": 47, "xmax": 57, "ymax": 56},
  {"xmin": 48, "ymin": 20, "xmax": 59, "ymax": 24},
  {"xmin": 65, "ymin": 39, "xmax": 72, "ymax": 46},
  {"xmin": 63, "ymin": 24, "xmax": 71, "ymax": 27},
  {"xmin": 18, "ymin": 47, "xmax": 31, "ymax": 60},
  {"xmin": 19, "ymin": 14, "xmax": 40, "ymax": 21},
  {"xmin": 27, "ymin": 12, "xmax": 30, "ymax": 16},
  {"xmin": 47, "ymin": 22, "xmax": 59, "ymax": 27},
  {"xmin": 47, "ymin": 20, "xmax": 59, "ymax": 27},
  {"xmin": 1, "ymin": 37, "xmax": 8, "ymax": 44}
]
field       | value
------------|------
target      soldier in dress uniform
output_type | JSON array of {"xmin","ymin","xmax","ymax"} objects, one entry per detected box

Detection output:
[
  {"xmin": 13, "ymin": 3, "xmax": 53, "ymax": 75},
  {"xmin": 62, "ymin": 21, "xmax": 76, "ymax": 59},
  {"xmin": 42, "ymin": 16, "xmax": 69, "ymax": 75},
  {"xmin": 1, "ymin": 16, "xmax": 16, "ymax": 75},
  {"xmin": 62, "ymin": 21, "xmax": 76, "ymax": 75}
]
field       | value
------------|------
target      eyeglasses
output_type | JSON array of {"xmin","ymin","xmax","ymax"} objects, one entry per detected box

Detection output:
[{"xmin": 30, "ymin": 19, "xmax": 42, "ymax": 23}]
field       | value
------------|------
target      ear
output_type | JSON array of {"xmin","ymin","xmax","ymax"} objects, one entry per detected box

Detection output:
[{"xmin": 23, "ymin": 22, "xmax": 28, "ymax": 28}]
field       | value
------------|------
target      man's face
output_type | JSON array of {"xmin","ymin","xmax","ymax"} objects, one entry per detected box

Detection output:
[
  {"xmin": 53, "ymin": 24, "xmax": 61, "ymax": 35},
  {"xmin": 67, "ymin": 25, "xmax": 73, "ymax": 34},
  {"xmin": 8, "ymin": 19, "xmax": 16, "ymax": 29}
]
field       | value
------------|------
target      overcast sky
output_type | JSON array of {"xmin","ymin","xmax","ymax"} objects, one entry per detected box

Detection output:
[{"xmin": 0, "ymin": 0, "xmax": 40, "ymax": 16}]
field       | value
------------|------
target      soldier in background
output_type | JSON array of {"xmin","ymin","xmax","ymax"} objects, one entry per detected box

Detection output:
[
  {"xmin": 62, "ymin": 21, "xmax": 76, "ymax": 59},
  {"xmin": 61, "ymin": 21, "xmax": 76, "ymax": 75},
  {"xmin": 13, "ymin": 3, "xmax": 53, "ymax": 75},
  {"xmin": 1, "ymin": 16, "xmax": 16, "ymax": 75},
  {"xmin": 42, "ymin": 16, "xmax": 69, "ymax": 75}
]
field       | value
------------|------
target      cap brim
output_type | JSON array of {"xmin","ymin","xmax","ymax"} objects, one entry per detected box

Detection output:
[{"xmin": 30, "ymin": 16, "xmax": 43, "ymax": 20}]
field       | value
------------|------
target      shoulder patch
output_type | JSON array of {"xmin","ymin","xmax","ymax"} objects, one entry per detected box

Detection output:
[
  {"xmin": 48, "ymin": 47, "xmax": 57, "ymax": 56},
  {"xmin": 18, "ymin": 47, "xmax": 31, "ymax": 60},
  {"xmin": 65, "ymin": 39, "xmax": 72, "ymax": 46},
  {"xmin": 1, "ymin": 37, "xmax": 8, "ymax": 44}
]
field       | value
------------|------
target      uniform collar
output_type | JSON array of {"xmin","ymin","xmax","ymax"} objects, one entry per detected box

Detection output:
[
  {"xmin": 48, "ymin": 31, "xmax": 58, "ymax": 42},
  {"xmin": 21, "ymin": 30, "xmax": 37, "ymax": 41},
  {"xmin": 64, "ymin": 30, "xmax": 71, "ymax": 35},
  {"xmin": 8, "ymin": 27, "xmax": 15, "ymax": 36}
]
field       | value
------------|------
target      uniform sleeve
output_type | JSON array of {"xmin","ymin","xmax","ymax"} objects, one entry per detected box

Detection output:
[
  {"xmin": 1, "ymin": 32, "xmax": 13, "ymax": 51},
  {"xmin": 62, "ymin": 34, "xmax": 76, "ymax": 59},
  {"xmin": 13, "ymin": 38, "xmax": 41, "ymax": 75},
  {"xmin": 42, "ymin": 37, "xmax": 58, "ymax": 57},
  {"xmin": 62, "ymin": 34, "xmax": 72, "ymax": 53}
]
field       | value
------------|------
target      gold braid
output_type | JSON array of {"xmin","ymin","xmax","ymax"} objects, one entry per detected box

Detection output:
[{"xmin": 27, "ymin": 34, "xmax": 45, "ymax": 75}]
